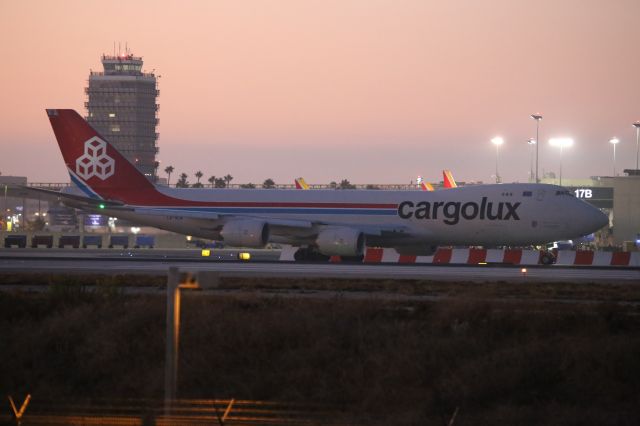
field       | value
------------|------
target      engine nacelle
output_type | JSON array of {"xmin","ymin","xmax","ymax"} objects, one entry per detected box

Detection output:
[
  {"xmin": 315, "ymin": 227, "xmax": 365, "ymax": 256},
  {"xmin": 220, "ymin": 220, "xmax": 269, "ymax": 247}
]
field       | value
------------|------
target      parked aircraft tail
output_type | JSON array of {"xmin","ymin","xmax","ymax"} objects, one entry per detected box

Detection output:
[
  {"xmin": 295, "ymin": 177, "xmax": 310, "ymax": 190},
  {"xmin": 420, "ymin": 181, "xmax": 434, "ymax": 191},
  {"xmin": 443, "ymin": 170, "xmax": 457, "ymax": 188}
]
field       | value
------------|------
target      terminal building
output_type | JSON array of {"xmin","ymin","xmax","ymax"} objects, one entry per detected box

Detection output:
[
  {"xmin": 85, "ymin": 52, "xmax": 159, "ymax": 179},
  {"xmin": 541, "ymin": 171, "xmax": 640, "ymax": 247}
]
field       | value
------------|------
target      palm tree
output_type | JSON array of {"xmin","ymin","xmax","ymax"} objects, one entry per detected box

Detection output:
[
  {"xmin": 176, "ymin": 173, "xmax": 189, "ymax": 188},
  {"xmin": 224, "ymin": 174, "xmax": 233, "ymax": 188},
  {"xmin": 192, "ymin": 170, "xmax": 204, "ymax": 187},
  {"xmin": 339, "ymin": 179, "xmax": 356, "ymax": 189},
  {"xmin": 263, "ymin": 178, "xmax": 275, "ymax": 189},
  {"xmin": 208, "ymin": 176, "xmax": 216, "ymax": 187},
  {"xmin": 164, "ymin": 165, "xmax": 174, "ymax": 185}
]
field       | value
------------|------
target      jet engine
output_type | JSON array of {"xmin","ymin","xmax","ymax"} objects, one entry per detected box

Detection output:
[
  {"xmin": 220, "ymin": 220, "xmax": 269, "ymax": 247},
  {"xmin": 315, "ymin": 227, "xmax": 365, "ymax": 256}
]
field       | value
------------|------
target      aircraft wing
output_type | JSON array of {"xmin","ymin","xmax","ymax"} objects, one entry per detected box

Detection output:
[
  {"xmin": 130, "ymin": 207, "xmax": 410, "ymax": 241},
  {"xmin": 14, "ymin": 187, "xmax": 322, "ymax": 232},
  {"xmin": 130, "ymin": 208, "xmax": 318, "ymax": 229},
  {"xmin": 13, "ymin": 183, "xmax": 413, "ymax": 244},
  {"xmin": 131, "ymin": 207, "xmax": 219, "ymax": 220}
]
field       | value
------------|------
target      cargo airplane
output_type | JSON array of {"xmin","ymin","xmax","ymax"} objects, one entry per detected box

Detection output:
[{"xmin": 37, "ymin": 109, "xmax": 607, "ymax": 260}]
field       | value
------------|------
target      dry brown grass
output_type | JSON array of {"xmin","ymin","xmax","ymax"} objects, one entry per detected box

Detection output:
[
  {"xmin": 2, "ymin": 272, "xmax": 639, "ymax": 304},
  {"xmin": 1, "ymin": 274, "xmax": 640, "ymax": 424}
]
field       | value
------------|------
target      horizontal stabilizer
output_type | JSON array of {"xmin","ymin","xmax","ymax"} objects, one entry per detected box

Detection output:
[{"xmin": 16, "ymin": 185, "xmax": 124, "ymax": 207}]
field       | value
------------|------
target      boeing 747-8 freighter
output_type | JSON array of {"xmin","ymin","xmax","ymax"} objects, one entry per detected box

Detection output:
[{"xmin": 36, "ymin": 109, "xmax": 607, "ymax": 260}]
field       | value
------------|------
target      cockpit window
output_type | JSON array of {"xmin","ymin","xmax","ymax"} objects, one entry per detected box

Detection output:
[{"xmin": 522, "ymin": 191, "xmax": 532, "ymax": 197}]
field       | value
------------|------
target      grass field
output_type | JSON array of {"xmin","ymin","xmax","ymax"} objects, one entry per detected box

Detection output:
[{"xmin": 1, "ymin": 273, "xmax": 639, "ymax": 425}]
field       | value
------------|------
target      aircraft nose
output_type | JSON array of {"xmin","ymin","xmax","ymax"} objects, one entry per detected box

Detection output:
[
  {"xmin": 594, "ymin": 208, "xmax": 609, "ymax": 230},
  {"xmin": 585, "ymin": 205, "xmax": 608, "ymax": 232}
]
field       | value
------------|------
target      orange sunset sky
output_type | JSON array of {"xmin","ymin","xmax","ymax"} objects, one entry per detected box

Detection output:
[{"xmin": 1, "ymin": 0, "xmax": 639, "ymax": 184}]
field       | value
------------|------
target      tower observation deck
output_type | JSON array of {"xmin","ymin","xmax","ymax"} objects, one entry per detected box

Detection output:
[{"xmin": 85, "ymin": 53, "xmax": 159, "ymax": 179}]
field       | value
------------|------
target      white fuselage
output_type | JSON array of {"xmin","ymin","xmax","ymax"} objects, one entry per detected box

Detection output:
[{"xmin": 91, "ymin": 182, "xmax": 607, "ymax": 248}]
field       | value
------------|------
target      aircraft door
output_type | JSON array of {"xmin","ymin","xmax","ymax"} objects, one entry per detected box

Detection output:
[{"xmin": 536, "ymin": 189, "xmax": 546, "ymax": 201}]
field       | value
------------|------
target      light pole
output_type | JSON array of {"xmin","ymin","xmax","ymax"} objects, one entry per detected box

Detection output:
[
  {"xmin": 609, "ymin": 137, "xmax": 620, "ymax": 176},
  {"xmin": 633, "ymin": 122, "xmax": 640, "ymax": 170},
  {"xmin": 531, "ymin": 114, "xmax": 543, "ymax": 182},
  {"xmin": 549, "ymin": 137, "xmax": 573, "ymax": 186},
  {"xmin": 491, "ymin": 136, "xmax": 504, "ymax": 183},
  {"xmin": 527, "ymin": 138, "xmax": 536, "ymax": 182}
]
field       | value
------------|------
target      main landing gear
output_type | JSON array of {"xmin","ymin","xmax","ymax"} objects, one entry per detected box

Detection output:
[
  {"xmin": 539, "ymin": 251, "xmax": 556, "ymax": 265},
  {"xmin": 293, "ymin": 247, "xmax": 365, "ymax": 263},
  {"xmin": 293, "ymin": 247, "xmax": 330, "ymax": 262}
]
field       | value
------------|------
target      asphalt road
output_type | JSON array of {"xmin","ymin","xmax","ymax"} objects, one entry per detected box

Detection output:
[{"xmin": 0, "ymin": 250, "xmax": 638, "ymax": 283}]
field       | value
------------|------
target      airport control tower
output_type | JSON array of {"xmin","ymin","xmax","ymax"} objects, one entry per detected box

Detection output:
[{"xmin": 85, "ymin": 52, "xmax": 159, "ymax": 179}]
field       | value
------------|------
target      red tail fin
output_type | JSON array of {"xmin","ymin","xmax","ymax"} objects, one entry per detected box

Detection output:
[
  {"xmin": 420, "ymin": 182, "xmax": 434, "ymax": 191},
  {"xmin": 47, "ymin": 109, "xmax": 157, "ymax": 204},
  {"xmin": 442, "ymin": 169, "xmax": 457, "ymax": 189},
  {"xmin": 294, "ymin": 177, "xmax": 310, "ymax": 190}
]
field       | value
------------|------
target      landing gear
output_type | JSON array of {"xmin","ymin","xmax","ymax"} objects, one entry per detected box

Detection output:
[
  {"xmin": 293, "ymin": 247, "xmax": 330, "ymax": 262},
  {"xmin": 540, "ymin": 251, "xmax": 556, "ymax": 265},
  {"xmin": 292, "ymin": 247, "xmax": 364, "ymax": 262},
  {"xmin": 341, "ymin": 255, "xmax": 365, "ymax": 263}
]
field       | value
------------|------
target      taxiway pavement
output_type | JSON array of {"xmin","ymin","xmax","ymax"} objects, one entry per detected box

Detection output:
[{"xmin": 0, "ymin": 250, "xmax": 638, "ymax": 283}]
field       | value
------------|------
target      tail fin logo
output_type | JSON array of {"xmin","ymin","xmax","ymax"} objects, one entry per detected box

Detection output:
[{"xmin": 75, "ymin": 137, "xmax": 115, "ymax": 180}]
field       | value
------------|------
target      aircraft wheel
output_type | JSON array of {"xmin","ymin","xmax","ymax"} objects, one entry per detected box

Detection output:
[
  {"xmin": 293, "ymin": 248, "xmax": 308, "ymax": 261},
  {"xmin": 341, "ymin": 255, "xmax": 365, "ymax": 263},
  {"xmin": 540, "ymin": 252, "xmax": 555, "ymax": 265},
  {"xmin": 294, "ymin": 247, "xmax": 330, "ymax": 262}
]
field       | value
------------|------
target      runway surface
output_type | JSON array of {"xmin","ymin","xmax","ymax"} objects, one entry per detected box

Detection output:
[{"xmin": 1, "ymin": 250, "xmax": 639, "ymax": 283}]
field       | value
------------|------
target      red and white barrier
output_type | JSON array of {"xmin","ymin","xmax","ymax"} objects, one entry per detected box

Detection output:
[
  {"xmin": 280, "ymin": 245, "xmax": 640, "ymax": 266},
  {"xmin": 363, "ymin": 248, "xmax": 640, "ymax": 267},
  {"xmin": 555, "ymin": 250, "xmax": 640, "ymax": 267},
  {"xmin": 363, "ymin": 247, "xmax": 544, "ymax": 265}
]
